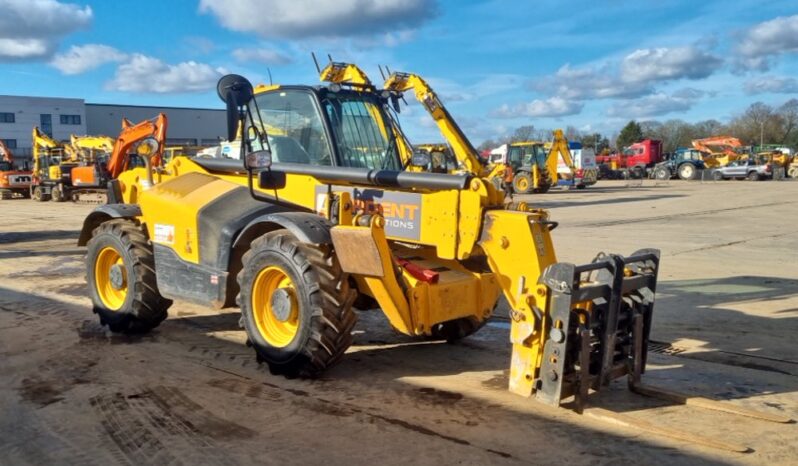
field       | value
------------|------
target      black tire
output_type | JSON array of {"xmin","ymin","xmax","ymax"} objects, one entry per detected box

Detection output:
[
  {"xmin": 86, "ymin": 219, "xmax": 171, "ymax": 333},
  {"xmin": 237, "ymin": 231, "xmax": 356, "ymax": 378},
  {"xmin": 428, "ymin": 316, "xmax": 488, "ymax": 343},
  {"xmin": 678, "ymin": 163, "xmax": 697, "ymax": 180},
  {"xmin": 654, "ymin": 167, "xmax": 670, "ymax": 180},
  {"xmin": 712, "ymin": 171, "xmax": 724, "ymax": 181},
  {"xmin": 512, "ymin": 172, "xmax": 533, "ymax": 194},
  {"xmin": 21, "ymin": 190, "xmax": 31, "ymax": 199},
  {"xmin": 32, "ymin": 186, "xmax": 50, "ymax": 202},
  {"xmin": 747, "ymin": 171, "xmax": 760, "ymax": 181},
  {"xmin": 51, "ymin": 185, "xmax": 66, "ymax": 202}
]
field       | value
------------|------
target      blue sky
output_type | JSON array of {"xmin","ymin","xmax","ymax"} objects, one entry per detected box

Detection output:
[{"xmin": 2, "ymin": 0, "xmax": 797, "ymax": 144}]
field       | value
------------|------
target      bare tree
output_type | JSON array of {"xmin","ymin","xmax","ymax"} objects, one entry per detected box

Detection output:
[{"xmin": 510, "ymin": 125, "xmax": 536, "ymax": 142}]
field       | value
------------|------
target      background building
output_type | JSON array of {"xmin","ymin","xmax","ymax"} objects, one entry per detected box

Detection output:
[
  {"xmin": 0, "ymin": 94, "xmax": 225, "ymax": 166},
  {"xmin": 0, "ymin": 95, "xmax": 86, "ymax": 164},
  {"xmin": 85, "ymin": 104, "xmax": 226, "ymax": 147}
]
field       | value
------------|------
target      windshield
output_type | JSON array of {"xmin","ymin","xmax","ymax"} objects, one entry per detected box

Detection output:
[{"xmin": 322, "ymin": 91, "xmax": 401, "ymax": 170}]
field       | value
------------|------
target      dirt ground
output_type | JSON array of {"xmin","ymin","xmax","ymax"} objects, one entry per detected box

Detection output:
[{"xmin": 1, "ymin": 178, "xmax": 796, "ymax": 465}]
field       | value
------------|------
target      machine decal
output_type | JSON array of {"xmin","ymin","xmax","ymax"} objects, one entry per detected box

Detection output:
[
  {"xmin": 154, "ymin": 224, "xmax": 175, "ymax": 245},
  {"xmin": 316, "ymin": 186, "xmax": 423, "ymax": 240}
]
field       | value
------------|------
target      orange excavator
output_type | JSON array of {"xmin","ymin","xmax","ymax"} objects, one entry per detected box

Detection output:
[
  {"xmin": 58, "ymin": 114, "xmax": 167, "ymax": 203},
  {"xmin": 0, "ymin": 139, "xmax": 32, "ymax": 200},
  {"xmin": 691, "ymin": 136, "xmax": 743, "ymax": 168}
]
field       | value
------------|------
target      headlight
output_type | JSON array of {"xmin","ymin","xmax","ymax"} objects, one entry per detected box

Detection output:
[{"xmin": 136, "ymin": 137, "xmax": 159, "ymax": 158}]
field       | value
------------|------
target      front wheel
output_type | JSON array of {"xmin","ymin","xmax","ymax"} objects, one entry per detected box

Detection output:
[
  {"xmin": 678, "ymin": 164, "xmax": 696, "ymax": 180},
  {"xmin": 238, "ymin": 231, "xmax": 356, "ymax": 378},
  {"xmin": 86, "ymin": 219, "xmax": 171, "ymax": 333},
  {"xmin": 747, "ymin": 171, "xmax": 760, "ymax": 181},
  {"xmin": 512, "ymin": 173, "xmax": 533, "ymax": 194},
  {"xmin": 712, "ymin": 171, "xmax": 724, "ymax": 181},
  {"xmin": 653, "ymin": 167, "xmax": 670, "ymax": 180}
]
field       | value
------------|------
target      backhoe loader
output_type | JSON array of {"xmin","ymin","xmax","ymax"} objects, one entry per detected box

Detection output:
[
  {"xmin": 491, "ymin": 132, "xmax": 577, "ymax": 194},
  {"xmin": 78, "ymin": 72, "xmax": 789, "ymax": 453},
  {"xmin": 0, "ymin": 139, "xmax": 32, "ymax": 199}
]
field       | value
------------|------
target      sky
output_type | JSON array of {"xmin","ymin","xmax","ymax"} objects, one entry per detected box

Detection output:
[{"xmin": 1, "ymin": 0, "xmax": 797, "ymax": 144}]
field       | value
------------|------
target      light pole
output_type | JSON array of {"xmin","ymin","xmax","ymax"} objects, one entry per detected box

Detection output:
[{"xmin": 760, "ymin": 121, "xmax": 764, "ymax": 148}]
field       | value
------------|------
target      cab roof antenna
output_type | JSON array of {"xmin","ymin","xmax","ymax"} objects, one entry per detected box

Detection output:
[{"xmin": 311, "ymin": 52, "xmax": 321, "ymax": 74}]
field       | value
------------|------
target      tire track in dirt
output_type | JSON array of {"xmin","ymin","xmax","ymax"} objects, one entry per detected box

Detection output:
[{"xmin": 90, "ymin": 386, "xmax": 253, "ymax": 466}]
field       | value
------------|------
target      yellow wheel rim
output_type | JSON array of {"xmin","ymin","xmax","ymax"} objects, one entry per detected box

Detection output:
[
  {"xmin": 94, "ymin": 246, "xmax": 127, "ymax": 310},
  {"xmin": 516, "ymin": 177, "xmax": 529, "ymax": 191},
  {"xmin": 251, "ymin": 265, "xmax": 299, "ymax": 348}
]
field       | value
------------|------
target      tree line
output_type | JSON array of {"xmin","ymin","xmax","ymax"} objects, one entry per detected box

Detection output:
[{"xmin": 478, "ymin": 98, "xmax": 798, "ymax": 155}]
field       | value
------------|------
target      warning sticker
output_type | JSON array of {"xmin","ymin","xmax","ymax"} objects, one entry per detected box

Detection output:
[{"xmin": 154, "ymin": 224, "xmax": 175, "ymax": 245}]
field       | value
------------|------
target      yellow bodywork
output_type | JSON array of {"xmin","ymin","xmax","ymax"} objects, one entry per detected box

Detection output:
[
  {"xmin": 117, "ymin": 150, "xmax": 570, "ymax": 396},
  {"xmin": 104, "ymin": 74, "xmax": 658, "ymax": 404}
]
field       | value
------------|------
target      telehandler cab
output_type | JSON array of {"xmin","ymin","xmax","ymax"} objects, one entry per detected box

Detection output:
[{"xmin": 79, "ymin": 73, "xmax": 789, "ymax": 451}]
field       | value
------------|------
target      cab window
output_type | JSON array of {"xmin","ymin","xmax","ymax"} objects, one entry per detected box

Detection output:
[{"xmin": 252, "ymin": 90, "xmax": 332, "ymax": 165}]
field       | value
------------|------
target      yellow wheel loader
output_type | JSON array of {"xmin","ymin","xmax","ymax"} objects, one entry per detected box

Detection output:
[{"xmin": 78, "ymin": 73, "xmax": 789, "ymax": 450}]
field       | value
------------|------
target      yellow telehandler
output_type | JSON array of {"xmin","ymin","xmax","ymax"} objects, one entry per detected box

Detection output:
[{"xmin": 78, "ymin": 72, "xmax": 789, "ymax": 452}]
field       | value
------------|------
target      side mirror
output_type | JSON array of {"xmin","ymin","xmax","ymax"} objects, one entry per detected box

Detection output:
[
  {"xmin": 217, "ymin": 74, "xmax": 254, "ymax": 142},
  {"xmin": 410, "ymin": 151, "xmax": 431, "ymax": 168},
  {"xmin": 245, "ymin": 150, "xmax": 272, "ymax": 170}
]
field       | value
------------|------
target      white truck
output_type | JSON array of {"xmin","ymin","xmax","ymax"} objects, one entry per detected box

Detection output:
[{"xmin": 557, "ymin": 143, "xmax": 598, "ymax": 189}]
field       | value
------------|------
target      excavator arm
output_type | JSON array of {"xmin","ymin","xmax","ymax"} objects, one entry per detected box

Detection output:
[
  {"xmin": 691, "ymin": 136, "xmax": 742, "ymax": 156},
  {"xmin": 66, "ymin": 134, "xmax": 115, "ymax": 163},
  {"xmin": 383, "ymin": 71, "xmax": 486, "ymax": 176},
  {"xmin": 106, "ymin": 114, "xmax": 168, "ymax": 179},
  {"xmin": 548, "ymin": 129, "xmax": 576, "ymax": 183}
]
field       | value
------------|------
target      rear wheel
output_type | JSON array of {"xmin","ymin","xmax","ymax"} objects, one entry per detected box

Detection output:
[
  {"xmin": 32, "ymin": 186, "xmax": 48, "ymax": 201},
  {"xmin": 238, "ymin": 231, "xmax": 356, "ymax": 378},
  {"xmin": 51, "ymin": 185, "xmax": 66, "ymax": 202},
  {"xmin": 747, "ymin": 171, "xmax": 760, "ymax": 181},
  {"xmin": 678, "ymin": 163, "xmax": 696, "ymax": 180},
  {"xmin": 512, "ymin": 173, "xmax": 533, "ymax": 194},
  {"xmin": 788, "ymin": 166, "xmax": 798, "ymax": 178},
  {"xmin": 86, "ymin": 219, "xmax": 171, "ymax": 333}
]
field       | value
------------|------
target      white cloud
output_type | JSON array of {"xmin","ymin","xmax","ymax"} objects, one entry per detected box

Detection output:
[
  {"xmin": 538, "ymin": 63, "xmax": 652, "ymax": 100},
  {"xmin": 0, "ymin": 0, "xmax": 92, "ymax": 60},
  {"xmin": 607, "ymin": 89, "xmax": 707, "ymax": 118},
  {"xmin": 537, "ymin": 45, "xmax": 721, "ymax": 102},
  {"xmin": 232, "ymin": 47, "xmax": 292, "ymax": 65},
  {"xmin": 105, "ymin": 54, "xmax": 228, "ymax": 93},
  {"xmin": 620, "ymin": 47, "xmax": 722, "ymax": 83},
  {"xmin": 199, "ymin": 0, "xmax": 437, "ymax": 38},
  {"xmin": 744, "ymin": 76, "xmax": 798, "ymax": 94},
  {"xmin": 736, "ymin": 14, "xmax": 798, "ymax": 70},
  {"xmin": 492, "ymin": 97, "xmax": 584, "ymax": 118},
  {"xmin": 0, "ymin": 38, "xmax": 50, "ymax": 58},
  {"xmin": 50, "ymin": 44, "xmax": 127, "ymax": 74}
]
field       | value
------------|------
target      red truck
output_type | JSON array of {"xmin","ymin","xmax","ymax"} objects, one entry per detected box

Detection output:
[{"xmin": 596, "ymin": 139, "xmax": 663, "ymax": 178}]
